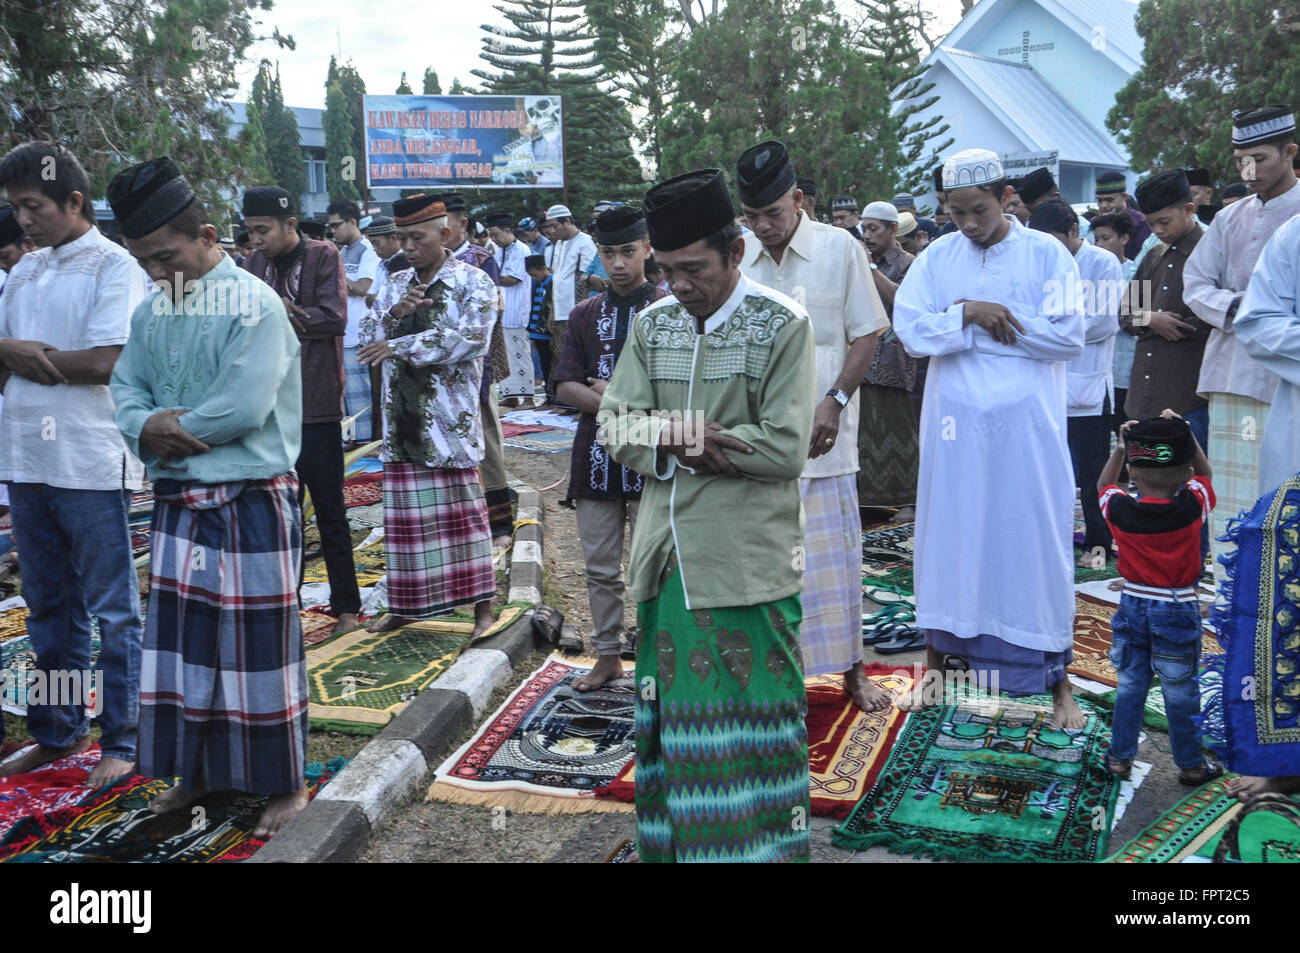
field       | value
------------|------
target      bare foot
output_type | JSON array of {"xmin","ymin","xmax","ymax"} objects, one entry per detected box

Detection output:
[
  {"xmin": 471, "ymin": 600, "xmax": 495, "ymax": 638},
  {"xmin": 0, "ymin": 736, "xmax": 92, "ymax": 777},
  {"xmin": 84, "ymin": 756, "xmax": 135, "ymax": 788},
  {"xmin": 254, "ymin": 786, "xmax": 309, "ymax": 838},
  {"xmin": 574, "ymin": 656, "xmax": 627, "ymax": 692},
  {"xmin": 895, "ymin": 669, "xmax": 942, "ymax": 712},
  {"xmin": 1226, "ymin": 775, "xmax": 1300, "ymax": 802},
  {"xmin": 889, "ymin": 505, "xmax": 916, "ymax": 523},
  {"xmin": 333, "ymin": 612, "xmax": 362, "ymax": 635},
  {"xmin": 845, "ymin": 665, "xmax": 891, "ymax": 712},
  {"xmin": 148, "ymin": 780, "xmax": 207, "ymax": 815},
  {"xmin": 366, "ymin": 613, "xmax": 414, "ymax": 633},
  {"xmin": 1050, "ymin": 681, "xmax": 1086, "ymax": 730}
]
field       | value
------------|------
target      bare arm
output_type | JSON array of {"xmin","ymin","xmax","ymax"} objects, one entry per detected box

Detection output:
[
  {"xmin": 45, "ymin": 345, "xmax": 123, "ymax": 386},
  {"xmin": 871, "ymin": 267, "xmax": 899, "ymax": 312},
  {"xmin": 557, "ymin": 379, "xmax": 602, "ymax": 415}
]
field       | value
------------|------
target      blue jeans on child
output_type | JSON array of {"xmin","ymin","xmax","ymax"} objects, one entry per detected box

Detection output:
[
  {"xmin": 1107, "ymin": 592, "xmax": 1205, "ymax": 769},
  {"xmin": 7, "ymin": 484, "xmax": 142, "ymax": 763}
]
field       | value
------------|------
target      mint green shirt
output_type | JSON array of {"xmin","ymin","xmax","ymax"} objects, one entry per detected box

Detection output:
[
  {"xmin": 598, "ymin": 273, "xmax": 816, "ymax": 610},
  {"xmin": 111, "ymin": 255, "xmax": 302, "ymax": 482}
]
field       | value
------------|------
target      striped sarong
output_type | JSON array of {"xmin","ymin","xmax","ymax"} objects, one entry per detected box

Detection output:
[
  {"xmin": 383, "ymin": 463, "xmax": 496, "ymax": 618},
  {"xmin": 139, "ymin": 473, "xmax": 306, "ymax": 796},
  {"xmin": 1208, "ymin": 394, "xmax": 1270, "ymax": 587},
  {"xmin": 499, "ymin": 326, "xmax": 534, "ymax": 399},
  {"xmin": 635, "ymin": 567, "xmax": 810, "ymax": 863},
  {"xmin": 798, "ymin": 473, "xmax": 862, "ymax": 676},
  {"xmin": 342, "ymin": 345, "xmax": 373, "ymax": 442}
]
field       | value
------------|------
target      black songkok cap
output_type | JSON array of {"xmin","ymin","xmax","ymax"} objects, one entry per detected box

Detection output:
[
  {"xmin": 1019, "ymin": 167, "xmax": 1058, "ymax": 205},
  {"xmin": 106, "ymin": 157, "xmax": 197, "ymax": 240},
  {"xmin": 932, "ymin": 165, "xmax": 945, "ymax": 193},
  {"xmin": 1222, "ymin": 182, "xmax": 1250, "ymax": 199},
  {"xmin": 300, "ymin": 221, "xmax": 326, "ymax": 239},
  {"xmin": 484, "ymin": 212, "xmax": 514, "ymax": 229},
  {"xmin": 831, "ymin": 195, "xmax": 858, "ymax": 212},
  {"xmin": 1185, "ymin": 168, "xmax": 1212, "ymax": 188},
  {"xmin": 1006, "ymin": 176, "xmax": 1024, "ymax": 193},
  {"xmin": 392, "ymin": 193, "xmax": 446, "ymax": 225},
  {"xmin": 439, "ymin": 192, "xmax": 468, "ymax": 214},
  {"xmin": 524, "ymin": 254, "xmax": 546, "ymax": 269},
  {"xmin": 1095, "ymin": 170, "xmax": 1127, "ymax": 195},
  {"xmin": 242, "ymin": 185, "xmax": 295, "ymax": 218},
  {"xmin": 1232, "ymin": 104, "xmax": 1296, "ymax": 147},
  {"xmin": 644, "ymin": 169, "xmax": 736, "ymax": 252},
  {"xmin": 1135, "ymin": 169, "xmax": 1192, "ymax": 215},
  {"xmin": 736, "ymin": 140, "xmax": 797, "ymax": 208},
  {"xmin": 796, "ymin": 177, "xmax": 816, "ymax": 197},
  {"xmin": 1198, "ymin": 204, "xmax": 1221, "ymax": 224},
  {"xmin": 1125, "ymin": 417, "xmax": 1195, "ymax": 469},
  {"xmin": 593, "ymin": 205, "xmax": 647, "ymax": 245},
  {"xmin": 0, "ymin": 205, "xmax": 22, "ymax": 247}
]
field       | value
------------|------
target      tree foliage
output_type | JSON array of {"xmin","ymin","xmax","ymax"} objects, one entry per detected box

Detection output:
[
  {"xmin": 1109, "ymin": 0, "xmax": 1300, "ymax": 181},
  {"xmin": 395, "ymin": 72, "xmax": 413, "ymax": 94},
  {"xmin": 660, "ymin": 0, "xmax": 903, "ymax": 207},
  {"xmin": 0, "ymin": 0, "xmax": 293, "ymax": 217},
  {"xmin": 423, "ymin": 68, "xmax": 442, "ymax": 94},
  {"xmin": 250, "ymin": 60, "xmax": 305, "ymax": 199}
]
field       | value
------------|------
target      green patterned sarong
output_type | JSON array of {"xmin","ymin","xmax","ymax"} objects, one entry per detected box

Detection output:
[{"xmin": 635, "ymin": 568, "xmax": 811, "ymax": 862}]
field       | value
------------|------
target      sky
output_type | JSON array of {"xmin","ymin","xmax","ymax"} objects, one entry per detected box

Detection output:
[{"xmin": 239, "ymin": 0, "xmax": 969, "ymax": 110}]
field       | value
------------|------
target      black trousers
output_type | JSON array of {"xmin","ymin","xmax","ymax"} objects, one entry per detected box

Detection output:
[
  {"xmin": 297, "ymin": 421, "xmax": 361, "ymax": 616},
  {"xmin": 1068, "ymin": 400, "xmax": 1114, "ymax": 554}
]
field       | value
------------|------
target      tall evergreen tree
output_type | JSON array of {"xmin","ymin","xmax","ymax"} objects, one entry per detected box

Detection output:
[
  {"xmin": 395, "ymin": 72, "xmax": 413, "ymax": 94},
  {"xmin": 423, "ymin": 68, "xmax": 442, "ymax": 94},
  {"xmin": 660, "ymin": 0, "xmax": 902, "ymax": 206},
  {"xmin": 251, "ymin": 62, "xmax": 306, "ymax": 199},
  {"xmin": 324, "ymin": 81, "xmax": 359, "ymax": 201},
  {"xmin": 1109, "ymin": 0, "xmax": 1300, "ymax": 182},
  {"xmin": 855, "ymin": 0, "xmax": 953, "ymax": 195},
  {"xmin": 471, "ymin": 0, "xmax": 643, "ymax": 213},
  {"xmin": 449, "ymin": 77, "xmax": 468, "ymax": 94},
  {"xmin": 237, "ymin": 95, "xmax": 275, "ymax": 187}
]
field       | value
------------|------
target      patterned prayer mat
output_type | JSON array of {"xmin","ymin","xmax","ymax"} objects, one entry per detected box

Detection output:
[
  {"xmin": 2, "ymin": 632, "xmax": 102, "ymax": 716},
  {"xmin": 0, "ymin": 597, "xmax": 28, "ymax": 643},
  {"xmin": 308, "ymin": 604, "xmax": 528, "ymax": 733},
  {"xmin": 302, "ymin": 538, "xmax": 387, "ymax": 588},
  {"xmin": 503, "ymin": 428, "xmax": 575, "ymax": 453},
  {"xmin": 806, "ymin": 665, "xmax": 913, "ymax": 819},
  {"xmin": 1069, "ymin": 593, "xmax": 1223, "ymax": 688},
  {"xmin": 0, "ymin": 758, "xmax": 345, "ymax": 863},
  {"xmin": 0, "ymin": 744, "xmax": 103, "ymax": 841},
  {"xmin": 301, "ymin": 608, "xmax": 340, "ymax": 646},
  {"xmin": 1107, "ymin": 779, "xmax": 1300, "ymax": 863},
  {"xmin": 343, "ymin": 473, "xmax": 383, "ymax": 508},
  {"xmin": 833, "ymin": 692, "xmax": 1121, "ymax": 862},
  {"xmin": 428, "ymin": 655, "xmax": 637, "ymax": 813}
]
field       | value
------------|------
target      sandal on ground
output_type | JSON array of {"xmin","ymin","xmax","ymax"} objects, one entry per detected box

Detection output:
[
  {"xmin": 873, "ymin": 626, "xmax": 925, "ymax": 654},
  {"xmin": 862, "ymin": 603, "xmax": 915, "ymax": 629},
  {"xmin": 1178, "ymin": 759, "xmax": 1224, "ymax": 787},
  {"xmin": 1106, "ymin": 754, "xmax": 1133, "ymax": 781},
  {"xmin": 864, "ymin": 619, "xmax": 916, "ymax": 645},
  {"xmin": 557, "ymin": 623, "xmax": 584, "ymax": 654},
  {"xmin": 863, "ymin": 585, "xmax": 913, "ymax": 606}
]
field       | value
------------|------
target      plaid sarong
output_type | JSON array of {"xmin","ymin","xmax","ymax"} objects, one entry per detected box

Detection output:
[
  {"xmin": 342, "ymin": 345, "xmax": 373, "ymax": 442},
  {"xmin": 1208, "ymin": 394, "xmax": 1270, "ymax": 587},
  {"xmin": 383, "ymin": 463, "xmax": 496, "ymax": 618},
  {"xmin": 139, "ymin": 473, "xmax": 306, "ymax": 796},
  {"xmin": 798, "ymin": 473, "xmax": 862, "ymax": 676}
]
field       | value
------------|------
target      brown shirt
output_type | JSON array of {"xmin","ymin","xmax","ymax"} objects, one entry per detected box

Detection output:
[
  {"xmin": 243, "ymin": 237, "xmax": 347, "ymax": 425},
  {"xmin": 1122, "ymin": 228, "xmax": 1210, "ymax": 418}
]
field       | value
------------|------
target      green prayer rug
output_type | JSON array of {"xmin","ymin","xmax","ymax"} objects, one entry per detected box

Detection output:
[{"xmin": 834, "ymin": 693, "xmax": 1120, "ymax": 862}]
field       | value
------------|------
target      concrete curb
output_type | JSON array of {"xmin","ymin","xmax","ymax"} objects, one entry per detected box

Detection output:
[{"xmin": 250, "ymin": 482, "xmax": 545, "ymax": 863}]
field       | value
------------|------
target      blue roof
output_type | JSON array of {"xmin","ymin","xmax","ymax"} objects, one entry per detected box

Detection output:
[{"xmin": 932, "ymin": 47, "xmax": 1128, "ymax": 166}]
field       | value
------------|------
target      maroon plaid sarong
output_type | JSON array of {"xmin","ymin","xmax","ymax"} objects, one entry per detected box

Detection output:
[{"xmin": 382, "ymin": 463, "xmax": 495, "ymax": 618}]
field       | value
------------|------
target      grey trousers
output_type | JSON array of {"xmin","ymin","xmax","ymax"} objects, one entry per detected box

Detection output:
[
  {"xmin": 575, "ymin": 497, "xmax": 639, "ymax": 656},
  {"xmin": 479, "ymin": 387, "xmax": 508, "ymax": 493}
]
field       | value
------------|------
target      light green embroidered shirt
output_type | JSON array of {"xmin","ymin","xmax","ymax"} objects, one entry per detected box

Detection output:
[
  {"xmin": 111, "ymin": 255, "xmax": 303, "ymax": 483},
  {"xmin": 598, "ymin": 273, "xmax": 816, "ymax": 610}
]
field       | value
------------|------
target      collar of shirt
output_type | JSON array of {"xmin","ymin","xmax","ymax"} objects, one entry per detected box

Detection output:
[
  {"xmin": 742, "ymin": 212, "xmax": 815, "ymax": 268},
  {"xmin": 1166, "ymin": 228, "xmax": 1201, "ymax": 257},
  {"xmin": 49, "ymin": 225, "xmax": 101, "ymax": 263},
  {"xmin": 606, "ymin": 281, "xmax": 657, "ymax": 307}
]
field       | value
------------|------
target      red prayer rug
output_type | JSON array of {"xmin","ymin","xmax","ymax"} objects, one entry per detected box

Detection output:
[{"xmin": 0, "ymin": 744, "xmax": 103, "ymax": 841}]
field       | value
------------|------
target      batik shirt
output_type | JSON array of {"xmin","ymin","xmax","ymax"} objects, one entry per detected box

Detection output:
[
  {"xmin": 554, "ymin": 282, "xmax": 665, "ymax": 502},
  {"xmin": 358, "ymin": 254, "xmax": 496, "ymax": 469},
  {"xmin": 450, "ymin": 238, "xmax": 503, "ymax": 398}
]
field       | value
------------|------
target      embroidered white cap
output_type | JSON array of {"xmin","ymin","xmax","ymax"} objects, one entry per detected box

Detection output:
[{"xmin": 942, "ymin": 148, "xmax": 1004, "ymax": 191}]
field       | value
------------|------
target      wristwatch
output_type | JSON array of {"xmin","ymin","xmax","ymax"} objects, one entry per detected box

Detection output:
[
  {"xmin": 826, "ymin": 388, "xmax": 849, "ymax": 408},
  {"xmin": 869, "ymin": 261, "xmax": 879, "ymax": 271}
]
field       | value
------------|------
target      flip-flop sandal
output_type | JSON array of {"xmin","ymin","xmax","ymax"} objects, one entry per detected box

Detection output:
[
  {"xmin": 1178, "ymin": 759, "xmax": 1224, "ymax": 786},
  {"xmin": 861, "ymin": 603, "xmax": 914, "ymax": 628},
  {"xmin": 864, "ymin": 619, "xmax": 915, "ymax": 645},
  {"xmin": 557, "ymin": 623, "xmax": 584, "ymax": 654},
  {"xmin": 873, "ymin": 626, "xmax": 924, "ymax": 654},
  {"xmin": 863, "ymin": 585, "xmax": 913, "ymax": 606}
]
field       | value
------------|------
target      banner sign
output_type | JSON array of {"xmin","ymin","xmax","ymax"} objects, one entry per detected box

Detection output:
[
  {"xmin": 363, "ymin": 94, "xmax": 564, "ymax": 190},
  {"xmin": 1001, "ymin": 149, "xmax": 1059, "ymax": 183}
]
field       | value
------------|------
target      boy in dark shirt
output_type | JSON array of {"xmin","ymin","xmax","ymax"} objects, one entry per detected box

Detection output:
[
  {"xmin": 526, "ymin": 255, "xmax": 554, "ymax": 399},
  {"xmin": 1097, "ymin": 410, "xmax": 1223, "ymax": 786}
]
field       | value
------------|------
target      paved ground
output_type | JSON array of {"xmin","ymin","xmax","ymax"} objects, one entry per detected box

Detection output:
[{"xmin": 361, "ymin": 441, "xmax": 1196, "ymax": 863}]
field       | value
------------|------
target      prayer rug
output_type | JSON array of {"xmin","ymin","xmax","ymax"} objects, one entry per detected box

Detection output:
[
  {"xmin": 301, "ymin": 608, "xmax": 340, "ymax": 646},
  {"xmin": 1107, "ymin": 778, "xmax": 1300, "ymax": 863},
  {"xmin": 805, "ymin": 665, "xmax": 913, "ymax": 819},
  {"xmin": 1069, "ymin": 593, "xmax": 1223, "ymax": 689},
  {"xmin": 2, "ymin": 632, "xmax": 102, "ymax": 716},
  {"xmin": 0, "ymin": 596, "xmax": 28, "ymax": 643},
  {"xmin": 503, "ymin": 428, "xmax": 574, "ymax": 453},
  {"xmin": 0, "ymin": 758, "xmax": 345, "ymax": 863},
  {"xmin": 303, "ymin": 538, "xmax": 387, "ymax": 588},
  {"xmin": 0, "ymin": 744, "xmax": 103, "ymax": 840},
  {"xmin": 343, "ymin": 472, "xmax": 383, "ymax": 508},
  {"xmin": 500, "ymin": 421, "xmax": 552, "ymax": 437},
  {"xmin": 428, "ymin": 654, "xmax": 636, "ymax": 813},
  {"xmin": 833, "ymin": 692, "xmax": 1121, "ymax": 862},
  {"xmin": 308, "ymin": 604, "xmax": 528, "ymax": 733}
]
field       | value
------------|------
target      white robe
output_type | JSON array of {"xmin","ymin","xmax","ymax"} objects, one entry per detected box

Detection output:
[
  {"xmin": 1234, "ymin": 212, "xmax": 1300, "ymax": 496},
  {"xmin": 893, "ymin": 216, "xmax": 1085, "ymax": 654}
]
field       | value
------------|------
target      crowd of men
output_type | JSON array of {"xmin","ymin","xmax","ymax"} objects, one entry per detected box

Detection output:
[{"xmin": 0, "ymin": 96, "xmax": 1297, "ymax": 860}]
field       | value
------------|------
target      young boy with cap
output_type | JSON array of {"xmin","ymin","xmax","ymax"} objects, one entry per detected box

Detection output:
[
  {"xmin": 525, "ymin": 254, "xmax": 553, "ymax": 395},
  {"xmin": 1095, "ymin": 171, "xmax": 1153, "ymax": 259},
  {"xmin": 1097, "ymin": 410, "xmax": 1223, "ymax": 786}
]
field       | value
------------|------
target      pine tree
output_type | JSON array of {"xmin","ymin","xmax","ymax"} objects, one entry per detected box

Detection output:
[
  {"xmin": 396, "ymin": 72, "xmax": 413, "ymax": 94},
  {"xmin": 471, "ymin": 0, "xmax": 643, "ymax": 213},
  {"xmin": 423, "ymin": 68, "xmax": 442, "ymax": 94},
  {"xmin": 325, "ymin": 81, "xmax": 360, "ymax": 201},
  {"xmin": 252, "ymin": 62, "xmax": 307, "ymax": 200},
  {"xmin": 236, "ymin": 95, "xmax": 275, "ymax": 187},
  {"xmin": 855, "ymin": 0, "xmax": 953, "ymax": 195},
  {"xmin": 1109, "ymin": 0, "xmax": 1300, "ymax": 182},
  {"xmin": 449, "ymin": 77, "xmax": 468, "ymax": 94}
]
